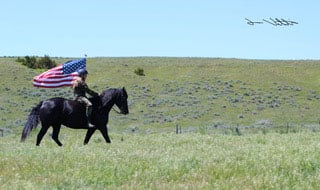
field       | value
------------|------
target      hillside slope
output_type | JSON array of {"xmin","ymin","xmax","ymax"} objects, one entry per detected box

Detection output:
[{"xmin": 1, "ymin": 57, "xmax": 320, "ymax": 135}]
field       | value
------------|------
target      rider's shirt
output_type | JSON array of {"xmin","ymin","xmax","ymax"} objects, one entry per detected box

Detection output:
[{"xmin": 73, "ymin": 77, "xmax": 98, "ymax": 98}]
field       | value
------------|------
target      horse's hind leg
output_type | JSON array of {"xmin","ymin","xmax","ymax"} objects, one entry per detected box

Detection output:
[
  {"xmin": 36, "ymin": 125, "xmax": 50, "ymax": 146},
  {"xmin": 52, "ymin": 125, "xmax": 63, "ymax": 146}
]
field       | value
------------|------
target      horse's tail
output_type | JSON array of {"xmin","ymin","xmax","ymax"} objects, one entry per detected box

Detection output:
[{"xmin": 21, "ymin": 101, "xmax": 42, "ymax": 142}]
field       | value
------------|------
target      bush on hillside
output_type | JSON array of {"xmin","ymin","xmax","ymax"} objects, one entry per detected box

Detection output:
[
  {"xmin": 37, "ymin": 55, "xmax": 56, "ymax": 69},
  {"xmin": 16, "ymin": 55, "xmax": 56, "ymax": 69},
  {"xmin": 134, "ymin": 67, "xmax": 145, "ymax": 76},
  {"xmin": 16, "ymin": 56, "xmax": 37, "ymax": 69}
]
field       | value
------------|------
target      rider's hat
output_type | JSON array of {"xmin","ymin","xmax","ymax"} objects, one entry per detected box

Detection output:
[{"xmin": 77, "ymin": 68, "xmax": 88, "ymax": 75}]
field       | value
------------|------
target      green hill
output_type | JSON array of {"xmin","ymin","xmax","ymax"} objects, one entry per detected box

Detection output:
[{"xmin": 2, "ymin": 57, "xmax": 320, "ymax": 135}]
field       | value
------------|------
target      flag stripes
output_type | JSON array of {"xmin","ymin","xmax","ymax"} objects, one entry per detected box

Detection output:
[{"xmin": 33, "ymin": 58, "xmax": 86, "ymax": 88}]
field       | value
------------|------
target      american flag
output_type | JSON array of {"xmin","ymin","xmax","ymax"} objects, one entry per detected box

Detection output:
[{"xmin": 33, "ymin": 58, "xmax": 86, "ymax": 88}]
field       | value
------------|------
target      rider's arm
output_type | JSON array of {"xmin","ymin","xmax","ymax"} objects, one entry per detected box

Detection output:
[{"xmin": 84, "ymin": 83, "xmax": 99, "ymax": 97}]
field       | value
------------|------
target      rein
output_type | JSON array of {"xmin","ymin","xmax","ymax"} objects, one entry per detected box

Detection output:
[{"xmin": 112, "ymin": 107, "xmax": 122, "ymax": 114}]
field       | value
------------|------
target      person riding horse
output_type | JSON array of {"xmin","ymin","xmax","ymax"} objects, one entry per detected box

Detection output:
[
  {"xmin": 73, "ymin": 68, "xmax": 98, "ymax": 128},
  {"xmin": 21, "ymin": 87, "xmax": 129, "ymax": 146}
]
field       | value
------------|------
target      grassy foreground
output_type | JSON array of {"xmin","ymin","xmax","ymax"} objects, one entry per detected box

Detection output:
[{"xmin": 1, "ymin": 130, "xmax": 320, "ymax": 189}]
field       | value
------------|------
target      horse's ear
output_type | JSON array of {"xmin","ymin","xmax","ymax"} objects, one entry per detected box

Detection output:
[{"xmin": 122, "ymin": 87, "xmax": 128, "ymax": 97}]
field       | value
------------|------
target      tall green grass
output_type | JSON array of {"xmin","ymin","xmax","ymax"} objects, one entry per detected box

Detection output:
[{"xmin": 2, "ymin": 131, "xmax": 320, "ymax": 189}]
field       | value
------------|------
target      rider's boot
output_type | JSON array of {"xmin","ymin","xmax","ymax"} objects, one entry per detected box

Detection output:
[{"xmin": 86, "ymin": 105, "xmax": 95, "ymax": 128}]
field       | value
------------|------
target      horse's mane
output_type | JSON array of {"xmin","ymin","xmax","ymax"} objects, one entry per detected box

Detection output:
[
  {"xmin": 89, "ymin": 88, "xmax": 120, "ymax": 111},
  {"xmin": 88, "ymin": 95, "xmax": 102, "ymax": 108},
  {"xmin": 99, "ymin": 88, "xmax": 118, "ymax": 107},
  {"xmin": 100, "ymin": 88, "xmax": 118, "ymax": 96}
]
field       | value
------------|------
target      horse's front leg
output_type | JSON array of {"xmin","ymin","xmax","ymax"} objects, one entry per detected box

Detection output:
[
  {"xmin": 84, "ymin": 128, "xmax": 96, "ymax": 145},
  {"xmin": 99, "ymin": 125, "xmax": 111, "ymax": 143}
]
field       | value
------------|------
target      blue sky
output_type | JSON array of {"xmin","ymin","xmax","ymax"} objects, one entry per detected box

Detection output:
[{"xmin": 1, "ymin": 0, "xmax": 319, "ymax": 59}]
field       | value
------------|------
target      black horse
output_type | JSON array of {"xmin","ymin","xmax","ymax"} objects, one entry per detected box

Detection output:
[{"xmin": 21, "ymin": 87, "xmax": 129, "ymax": 146}]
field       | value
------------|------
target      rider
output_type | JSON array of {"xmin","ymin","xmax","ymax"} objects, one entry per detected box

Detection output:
[{"xmin": 73, "ymin": 68, "xmax": 99, "ymax": 128}]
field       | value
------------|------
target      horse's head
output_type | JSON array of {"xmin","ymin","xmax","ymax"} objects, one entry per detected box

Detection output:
[
  {"xmin": 100, "ymin": 87, "xmax": 129, "ymax": 114},
  {"xmin": 115, "ymin": 87, "xmax": 129, "ymax": 114}
]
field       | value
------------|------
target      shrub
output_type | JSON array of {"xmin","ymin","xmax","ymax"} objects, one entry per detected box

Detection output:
[
  {"xmin": 16, "ymin": 56, "xmax": 37, "ymax": 69},
  {"xmin": 36, "ymin": 55, "xmax": 56, "ymax": 69},
  {"xmin": 16, "ymin": 55, "xmax": 56, "ymax": 69},
  {"xmin": 134, "ymin": 67, "xmax": 145, "ymax": 76}
]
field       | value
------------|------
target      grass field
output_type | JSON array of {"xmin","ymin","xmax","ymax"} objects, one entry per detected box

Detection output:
[
  {"xmin": 1, "ymin": 57, "xmax": 320, "ymax": 189},
  {"xmin": 2, "ymin": 131, "xmax": 320, "ymax": 189}
]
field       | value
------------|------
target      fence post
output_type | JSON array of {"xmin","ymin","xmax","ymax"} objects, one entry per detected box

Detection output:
[{"xmin": 0, "ymin": 128, "xmax": 4, "ymax": 137}]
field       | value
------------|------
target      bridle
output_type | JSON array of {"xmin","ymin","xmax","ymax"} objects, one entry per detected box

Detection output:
[{"xmin": 112, "ymin": 107, "xmax": 122, "ymax": 114}]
